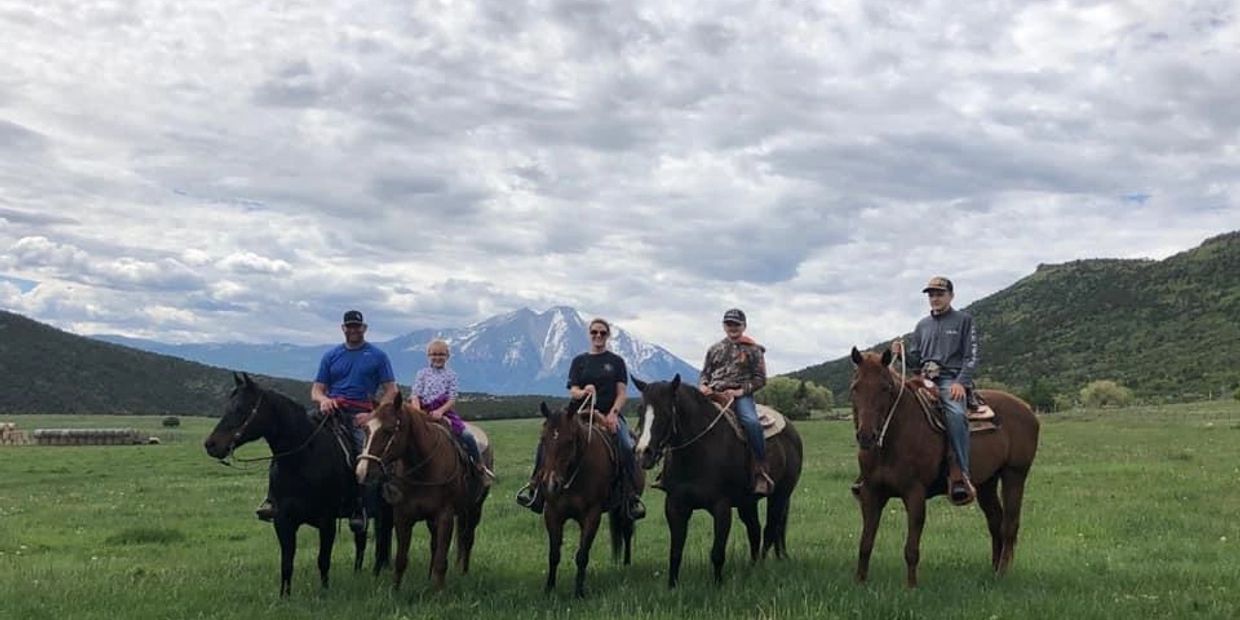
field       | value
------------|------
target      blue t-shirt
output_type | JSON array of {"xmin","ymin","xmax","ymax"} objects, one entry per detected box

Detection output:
[{"xmin": 314, "ymin": 343, "xmax": 396, "ymax": 402}]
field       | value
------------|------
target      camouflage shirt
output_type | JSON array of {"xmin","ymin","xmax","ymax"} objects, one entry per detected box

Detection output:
[{"xmin": 700, "ymin": 336, "xmax": 767, "ymax": 396}]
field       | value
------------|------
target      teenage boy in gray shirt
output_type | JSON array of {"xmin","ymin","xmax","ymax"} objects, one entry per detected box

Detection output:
[{"xmin": 891, "ymin": 276, "xmax": 979, "ymax": 505}]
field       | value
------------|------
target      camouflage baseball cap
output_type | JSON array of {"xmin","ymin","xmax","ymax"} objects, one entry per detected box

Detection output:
[{"xmin": 922, "ymin": 276, "xmax": 954, "ymax": 293}]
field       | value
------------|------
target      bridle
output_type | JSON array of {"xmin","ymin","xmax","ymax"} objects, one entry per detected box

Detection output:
[
  {"xmin": 644, "ymin": 387, "xmax": 731, "ymax": 456},
  {"xmin": 851, "ymin": 351, "xmax": 908, "ymax": 451},
  {"xmin": 546, "ymin": 394, "xmax": 615, "ymax": 491},
  {"xmin": 360, "ymin": 406, "xmax": 463, "ymax": 487},
  {"xmin": 215, "ymin": 392, "xmax": 331, "ymax": 467}
]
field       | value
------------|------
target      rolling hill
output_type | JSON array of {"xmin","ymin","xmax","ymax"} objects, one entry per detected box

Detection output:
[{"xmin": 790, "ymin": 231, "xmax": 1240, "ymax": 403}]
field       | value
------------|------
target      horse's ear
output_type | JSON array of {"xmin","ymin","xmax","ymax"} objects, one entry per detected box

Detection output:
[
  {"xmin": 670, "ymin": 373, "xmax": 681, "ymax": 392},
  {"xmin": 881, "ymin": 348, "xmax": 893, "ymax": 367},
  {"xmin": 394, "ymin": 390, "xmax": 404, "ymax": 407},
  {"xmin": 632, "ymin": 377, "xmax": 647, "ymax": 392},
  {"xmin": 540, "ymin": 402, "xmax": 551, "ymax": 418},
  {"xmin": 850, "ymin": 346, "xmax": 863, "ymax": 365},
  {"xmin": 232, "ymin": 371, "xmax": 243, "ymax": 387},
  {"xmin": 241, "ymin": 372, "xmax": 254, "ymax": 388}
]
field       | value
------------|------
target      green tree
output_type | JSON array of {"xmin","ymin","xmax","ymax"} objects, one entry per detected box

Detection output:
[
  {"xmin": 1023, "ymin": 378, "xmax": 1057, "ymax": 412},
  {"xmin": 758, "ymin": 377, "xmax": 833, "ymax": 419},
  {"xmin": 1233, "ymin": 386, "xmax": 1240, "ymax": 402},
  {"xmin": 1080, "ymin": 380, "xmax": 1134, "ymax": 408}
]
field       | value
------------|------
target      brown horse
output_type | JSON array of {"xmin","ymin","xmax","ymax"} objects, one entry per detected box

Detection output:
[
  {"xmin": 849, "ymin": 347, "xmax": 1040, "ymax": 586},
  {"xmin": 633, "ymin": 375, "xmax": 803, "ymax": 587},
  {"xmin": 354, "ymin": 392, "xmax": 492, "ymax": 590},
  {"xmin": 536, "ymin": 401, "xmax": 640, "ymax": 598}
]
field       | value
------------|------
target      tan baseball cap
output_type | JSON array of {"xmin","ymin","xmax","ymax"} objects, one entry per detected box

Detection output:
[{"xmin": 922, "ymin": 276, "xmax": 954, "ymax": 293}]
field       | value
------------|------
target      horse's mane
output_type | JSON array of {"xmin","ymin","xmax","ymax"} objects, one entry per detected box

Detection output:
[{"xmin": 236, "ymin": 382, "xmax": 306, "ymax": 417}]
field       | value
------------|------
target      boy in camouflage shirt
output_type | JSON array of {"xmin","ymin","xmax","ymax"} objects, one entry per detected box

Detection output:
[{"xmin": 699, "ymin": 308, "xmax": 773, "ymax": 495}]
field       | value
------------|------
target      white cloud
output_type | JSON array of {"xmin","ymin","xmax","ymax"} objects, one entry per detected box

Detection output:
[{"xmin": 0, "ymin": 0, "xmax": 1237, "ymax": 372}]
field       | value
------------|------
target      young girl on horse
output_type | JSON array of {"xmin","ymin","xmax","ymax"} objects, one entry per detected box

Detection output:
[{"xmin": 410, "ymin": 340, "xmax": 492, "ymax": 481}]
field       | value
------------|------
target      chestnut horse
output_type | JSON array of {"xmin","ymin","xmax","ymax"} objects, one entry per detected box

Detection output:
[
  {"xmin": 634, "ymin": 375, "xmax": 803, "ymax": 587},
  {"xmin": 204, "ymin": 373, "xmax": 379, "ymax": 597},
  {"xmin": 536, "ymin": 401, "xmax": 641, "ymax": 598},
  {"xmin": 355, "ymin": 392, "xmax": 492, "ymax": 590},
  {"xmin": 849, "ymin": 348, "xmax": 1040, "ymax": 586}
]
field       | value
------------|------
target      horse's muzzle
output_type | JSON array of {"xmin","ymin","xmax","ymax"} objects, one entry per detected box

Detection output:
[
  {"xmin": 637, "ymin": 447, "xmax": 660, "ymax": 470},
  {"xmin": 203, "ymin": 434, "xmax": 230, "ymax": 459}
]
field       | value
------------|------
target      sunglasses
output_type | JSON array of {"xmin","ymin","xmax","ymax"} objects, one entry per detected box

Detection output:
[
  {"xmin": 429, "ymin": 352, "xmax": 449, "ymax": 357},
  {"xmin": 589, "ymin": 330, "xmax": 609, "ymax": 336},
  {"xmin": 927, "ymin": 291, "xmax": 948, "ymax": 298}
]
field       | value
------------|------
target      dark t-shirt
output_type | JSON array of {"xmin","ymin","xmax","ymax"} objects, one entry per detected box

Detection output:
[{"xmin": 566, "ymin": 350, "xmax": 629, "ymax": 413}]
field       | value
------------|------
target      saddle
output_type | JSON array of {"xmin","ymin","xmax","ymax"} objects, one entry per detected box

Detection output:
[
  {"xmin": 706, "ymin": 395, "xmax": 789, "ymax": 443},
  {"xmin": 912, "ymin": 378, "xmax": 998, "ymax": 433}
]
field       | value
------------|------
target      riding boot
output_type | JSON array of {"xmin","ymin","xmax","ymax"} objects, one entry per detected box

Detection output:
[
  {"xmin": 255, "ymin": 498, "xmax": 276, "ymax": 522},
  {"xmin": 348, "ymin": 496, "xmax": 366, "ymax": 533},
  {"xmin": 752, "ymin": 459, "xmax": 774, "ymax": 496},
  {"xmin": 950, "ymin": 474, "xmax": 976, "ymax": 506},
  {"xmin": 256, "ymin": 461, "xmax": 277, "ymax": 521},
  {"xmin": 515, "ymin": 480, "xmax": 543, "ymax": 514},
  {"xmin": 625, "ymin": 478, "xmax": 646, "ymax": 520}
]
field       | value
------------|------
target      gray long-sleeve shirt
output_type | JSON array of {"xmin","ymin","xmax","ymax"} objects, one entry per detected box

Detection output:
[{"xmin": 903, "ymin": 308, "xmax": 980, "ymax": 385}]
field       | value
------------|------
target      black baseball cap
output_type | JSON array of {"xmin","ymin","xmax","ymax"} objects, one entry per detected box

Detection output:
[
  {"xmin": 722, "ymin": 308, "xmax": 747, "ymax": 325},
  {"xmin": 342, "ymin": 310, "xmax": 365, "ymax": 325}
]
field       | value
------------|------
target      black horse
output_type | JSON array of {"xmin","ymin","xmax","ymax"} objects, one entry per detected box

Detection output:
[
  {"xmin": 634, "ymin": 375, "xmax": 803, "ymax": 587},
  {"xmin": 203, "ymin": 373, "xmax": 392, "ymax": 597}
]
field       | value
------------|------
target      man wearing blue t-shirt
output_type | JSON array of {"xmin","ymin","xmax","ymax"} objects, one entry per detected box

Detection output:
[{"xmin": 256, "ymin": 310, "xmax": 397, "ymax": 529}]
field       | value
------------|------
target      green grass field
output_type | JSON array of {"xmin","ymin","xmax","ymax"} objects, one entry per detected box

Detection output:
[{"xmin": 2, "ymin": 402, "xmax": 1238, "ymax": 619}]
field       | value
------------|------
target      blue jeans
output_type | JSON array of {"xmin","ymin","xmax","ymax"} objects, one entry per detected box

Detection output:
[
  {"xmin": 936, "ymin": 377, "xmax": 970, "ymax": 476},
  {"xmin": 735, "ymin": 395, "xmax": 766, "ymax": 461},
  {"xmin": 459, "ymin": 428, "xmax": 482, "ymax": 464}
]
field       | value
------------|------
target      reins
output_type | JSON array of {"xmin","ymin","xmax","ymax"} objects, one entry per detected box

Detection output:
[
  {"xmin": 876, "ymin": 346, "xmax": 908, "ymax": 449},
  {"xmin": 217, "ymin": 394, "xmax": 333, "ymax": 467},
  {"xmin": 667, "ymin": 393, "xmax": 732, "ymax": 452}
]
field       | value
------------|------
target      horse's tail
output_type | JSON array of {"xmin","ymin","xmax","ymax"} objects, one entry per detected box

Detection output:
[{"xmin": 608, "ymin": 504, "xmax": 634, "ymax": 564}]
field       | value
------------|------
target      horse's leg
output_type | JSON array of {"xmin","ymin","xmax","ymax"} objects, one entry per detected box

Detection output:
[
  {"xmin": 900, "ymin": 488, "xmax": 927, "ymax": 588},
  {"xmin": 275, "ymin": 519, "xmax": 297, "ymax": 597},
  {"xmin": 764, "ymin": 487, "xmax": 792, "ymax": 560},
  {"xmin": 456, "ymin": 504, "xmax": 480, "ymax": 575},
  {"xmin": 430, "ymin": 511, "xmax": 454, "ymax": 590},
  {"xmin": 855, "ymin": 489, "xmax": 889, "ymax": 583},
  {"xmin": 998, "ymin": 468, "xmax": 1030, "ymax": 575},
  {"xmin": 665, "ymin": 498, "xmax": 690, "ymax": 589},
  {"xmin": 737, "ymin": 500, "xmax": 762, "ymax": 563},
  {"xmin": 544, "ymin": 510, "xmax": 564, "ymax": 594},
  {"xmin": 392, "ymin": 513, "xmax": 413, "ymax": 590},
  {"xmin": 574, "ymin": 507, "xmax": 603, "ymax": 598},
  {"xmin": 318, "ymin": 518, "xmax": 337, "ymax": 589},
  {"xmin": 976, "ymin": 477, "xmax": 1004, "ymax": 572},
  {"xmin": 373, "ymin": 501, "xmax": 393, "ymax": 576},
  {"xmin": 709, "ymin": 502, "xmax": 734, "ymax": 584}
]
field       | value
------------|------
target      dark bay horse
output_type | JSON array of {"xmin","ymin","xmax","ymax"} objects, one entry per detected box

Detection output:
[
  {"xmin": 536, "ymin": 401, "xmax": 640, "ymax": 598},
  {"xmin": 203, "ymin": 373, "xmax": 384, "ymax": 597},
  {"xmin": 355, "ymin": 392, "xmax": 492, "ymax": 590},
  {"xmin": 633, "ymin": 375, "xmax": 803, "ymax": 587},
  {"xmin": 849, "ymin": 348, "xmax": 1040, "ymax": 586}
]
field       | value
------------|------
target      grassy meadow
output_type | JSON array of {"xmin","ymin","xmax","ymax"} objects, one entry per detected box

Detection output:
[{"xmin": 1, "ymin": 402, "xmax": 1238, "ymax": 619}]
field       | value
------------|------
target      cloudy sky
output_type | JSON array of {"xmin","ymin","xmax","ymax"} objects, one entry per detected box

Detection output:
[{"xmin": 1, "ymin": 0, "xmax": 1237, "ymax": 373}]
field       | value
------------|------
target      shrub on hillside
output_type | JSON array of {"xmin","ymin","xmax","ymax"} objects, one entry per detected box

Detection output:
[
  {"xmin": 1053, "ymin": 394, "xmax": 1077, "ymax": 412},
  {"xmin": 161, "ymin": 416, "xmax": 180, "ymax": 428},
  {"xmin": 757, "ymin": 377, "xmax": 833, "ymax": 420},
  {"xmin": 1080, "ymin": 380, "xmax": 1134, "ymax": 408},
  {"xmin": 1022, "ymin": 378, "xmax": 1057, "ymax": 412},
  {"xmin": 1233, "ymin": 386, "xmax": 1240, "ymax": 402}
]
